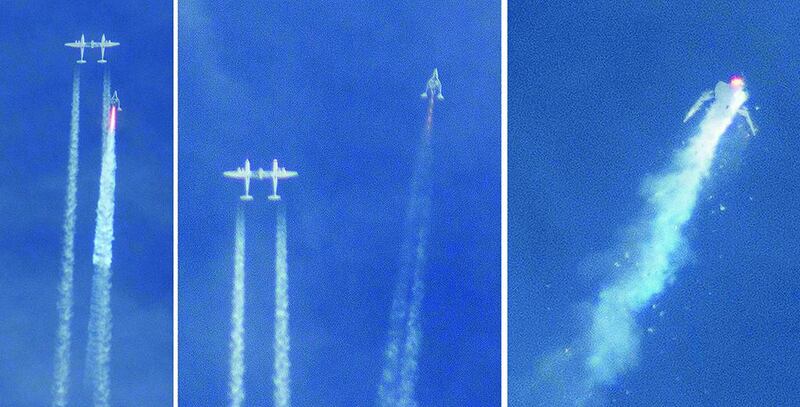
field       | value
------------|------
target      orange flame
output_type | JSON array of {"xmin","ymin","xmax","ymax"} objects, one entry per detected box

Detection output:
[
  {"xmin": 109, "ymin": 106, "xmax": 117, "ymax": 132},
  {"xmin": 730, "ymin": 76, "xmax": 745, "ymax": 89}
]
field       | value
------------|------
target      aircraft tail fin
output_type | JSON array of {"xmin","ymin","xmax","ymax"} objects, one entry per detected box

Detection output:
[
  {"xmin": 738, "ymin": 107, "xmax": 758, "ymax": 136},
  {"xmin": 268, "ymin": 195, "xmax": 281, "ymax": 202},
  {"xmin": 240, "ymin": 195, "xmax": 254, "ymax": 202}
]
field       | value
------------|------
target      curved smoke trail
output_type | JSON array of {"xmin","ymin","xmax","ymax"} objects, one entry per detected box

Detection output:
[
  {"xmin": 52, "ymin": 66, "xmax": 81, "ymax": 407},
  {"xmin": 86, "ymin": 68, "xmax": 116, "ymax": 407},
  {"xmin": 229, "ymin": 208, "xmax": 246, "ymax": 407},
  {"xmin": 273, "ymin": 206, "xmax": 291, "ymax": 407},
  {"xmin": 379, "ymin": 98, "xmax": 435, "ymax": 407},
  {"xmin": 551, "ymin": 83, "xmax": 749, "ymax": 404}
]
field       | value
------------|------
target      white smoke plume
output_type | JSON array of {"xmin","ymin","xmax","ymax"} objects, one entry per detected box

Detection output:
[
  {"xmin": 52, "ymin": 66, "xmax": 81, "ymax": 407},
  {"xmin": 229, "ymin": 208, "xmax": 246, "ymax": 407},
  {"xmin": 86, "ymin": 68, "xmax": 118, "ymax": 407},
  {"xmin": 273, "ymin": 206, "xmax": 291, "ymax": 407}
]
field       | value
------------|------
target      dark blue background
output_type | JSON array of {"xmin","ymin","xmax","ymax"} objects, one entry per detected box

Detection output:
[
  {"xmin": 0, "ymin": 2, "xmax": 172, "ymax": 405},
  {"xmin": 179, "ymin": 1, "xmax": 500, "ymax": 405},
  {"xmin": 510, "ymin": 1, "xmax": 800, "ymax": 405}
]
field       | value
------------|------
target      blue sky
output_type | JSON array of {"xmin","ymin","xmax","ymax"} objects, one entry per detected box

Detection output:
[
  {"xmin": 510, "ymin": 1, "xmax": 800, "ymax": 405},
  {"xmin": 179, "ymin": 1, "xmax": 500, "ymax": 405},
  {"xmin": 0, "ymin": 2, "xmax": 172, "ymax": 405}
]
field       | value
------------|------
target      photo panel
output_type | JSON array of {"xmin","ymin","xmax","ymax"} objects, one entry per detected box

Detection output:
[
  {"xmin": 179, "ymin": 1, "xmax": 501, "ymax": 405},
  {"xmin": 0, "ymin": 2, "xmax": 173, "ymax": 405},
  {"xmin": 508, "ymin": 1, "xmax": 799, "ymax": 405}
]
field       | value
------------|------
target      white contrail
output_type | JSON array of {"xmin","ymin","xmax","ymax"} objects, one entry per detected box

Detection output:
[
  {"xmin": 273, "ymin": 207, "xmax": 291, "ymax": 407},
  {"xmin": 378, "ymin": 197, "xmax": 419, "ymax": 406},
  {"xmin": 229, "ymin": 208, "xmax": 246, "ymax": 407},
  {"xmin": 52, "ymin": 67, "xmax": 81, "ymax": 407},
  {"xmin": 379, "ymin": 99, "xmax": 435, "ymax": 407},
  {"xmin": 563, "ymin": 82, "xmax": 749, "ymax": 404},
  {"xmin": 397, "ymin": 224, "xmax": 429, "ymax": 407},
  {"xmin": 86, "ymin": 69, "xmax": 117, "ymax": 407}
]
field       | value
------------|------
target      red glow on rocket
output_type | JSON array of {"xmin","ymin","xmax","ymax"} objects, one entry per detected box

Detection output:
[
  {"xmin": 109, "ymin": 106, "xmax": 117, "ymax": 132},
  {"xmin": 729, "ymin": 76, "xmax": 745, "ymax": 89}
]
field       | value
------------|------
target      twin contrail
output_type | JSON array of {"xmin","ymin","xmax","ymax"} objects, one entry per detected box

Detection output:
[
  {"xmin": 52, "ymin": 66, "xmax": 81, "ymax": 407},
  {"xmin": 229, "ymin": 208, "xmax": 247, "ymax": 407},
  {"xmin": 226, "ymin": 204, "xmax": 292, "ymax": 407},
  {"xmin": 85, "ymin": 68, "xmax": 117, "ymax": 407},
  {"xmin": 379, "ymin": 98, "xmax": 436, "ymax": 407},
  {"xmin": 273, "ymin": 206, "xmax": 291, "ymax": 407},
  {"xmin": 540, "ymin": 81, "xmax": 750, "ymax": 405}
]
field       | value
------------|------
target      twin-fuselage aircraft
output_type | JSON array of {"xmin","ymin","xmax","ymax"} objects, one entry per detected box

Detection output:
[
  {"xmin": 65, "ymin": 34, "xmax": 120, "ymax": 64},
  {"xmin": 224, "ymin": 159, "xmax": 298, "ymax": 202}
]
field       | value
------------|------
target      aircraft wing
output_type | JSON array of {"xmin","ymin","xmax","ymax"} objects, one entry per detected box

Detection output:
[
  {"xmin": 253, "ymin": 169, "xmax": 272, "ymax": 180},
  {"xmin": 275, "ymin": 171, "xmax": 298, "ymax": 179},
  {"xmin": 65, "ymin": 42, "xmax": 81, "ymax": 48},
  {"xmin": 223, "ymin": 169, "xmax": 248, "ymax": 179},
  {"xmin": 683, "ymin": 90, "xmax": 713, "ymax": 123},
  {"xmin": 106, "ymin": 41, "xmax": 120, "ymax": 47}
]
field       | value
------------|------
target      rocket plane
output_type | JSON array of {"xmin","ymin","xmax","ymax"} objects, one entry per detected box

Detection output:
[
  {"xmin": 110, "ymin": 91, "xmax": 122, "ymax": 111},
  {"xmin": 684, "ymin": 75, "xmax": 757, "ymax": 136},
  {"xmin": 420, "ymin": 68, "xmax": 444, "ymax": 101}
]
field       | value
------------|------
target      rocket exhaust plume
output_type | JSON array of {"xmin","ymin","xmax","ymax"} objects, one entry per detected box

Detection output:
[
  {"xmin": 273, "ymin": 206, "xmax": 291, "ymax": 407},
  {"xmin": 397, "ymin": 223, "xmax": 430, "ymax": 407},
  {"xmin": 425, "ymin": 98, "xmax": 434, "ymax": 132},
  {"xmin": 109, "ymin": 105, "xmax": 117, "ymax": 132},
  {"xmin": 539, "ymin": 80, "xmax": 750, "ymax": 404},
  {"xmin": 379, "ymin": 98, "xmax": 436, "ymax": 407},
  {"xmin": 85, "ymin": 68, "xmax": 117, "ymax": 407},
  {"xmin": 52, "ymin": 66, "xmax": 81, "ymax": 407},
  {"xmin": 229, "ymin": 208, "xmax": 246, "ymax": 407},
  {"xmin": 396, "ymin": 97, "xmax": 436, "ymax": 406}
]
